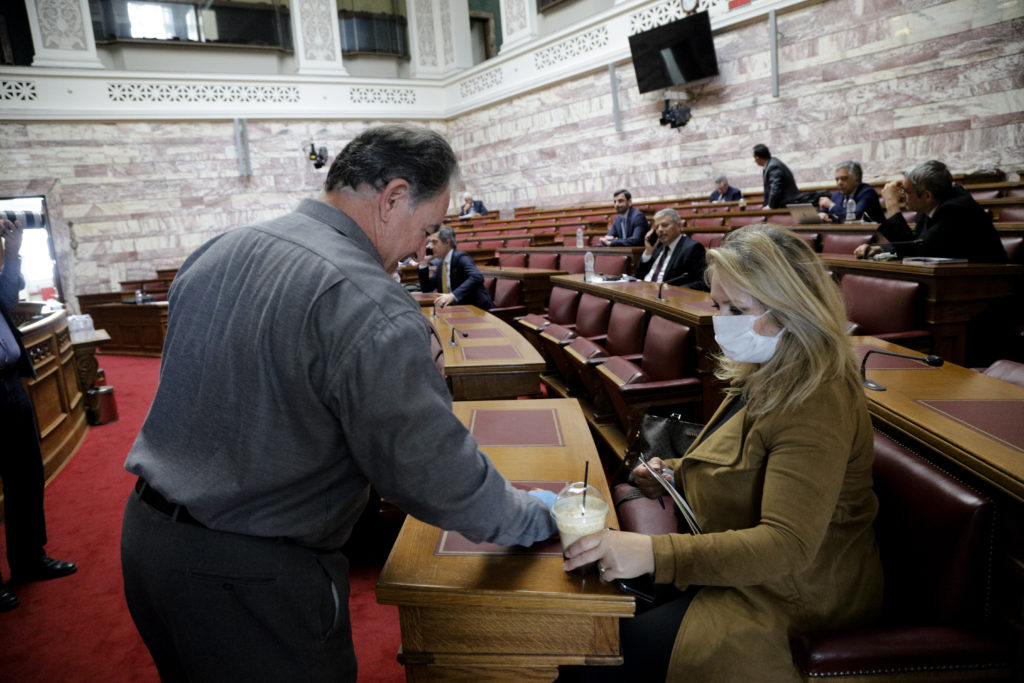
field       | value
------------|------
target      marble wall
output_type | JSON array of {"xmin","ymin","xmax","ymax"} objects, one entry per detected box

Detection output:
[
  {"xmin": 449, "ymin": 0, "xmax": 1024, "ymax": 210},
  {"xmin": 0, "ymin": 0, "xmax": 1020, "ymax": 308}
]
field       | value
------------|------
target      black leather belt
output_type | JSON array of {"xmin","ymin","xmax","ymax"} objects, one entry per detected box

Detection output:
[{"xmin": 135, "ymin": 478, "xmax": 203, "ymax": 527}]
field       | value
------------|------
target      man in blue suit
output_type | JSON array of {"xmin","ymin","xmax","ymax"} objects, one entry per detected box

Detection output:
[
  {"xmin": 816, "ymin": 161, "xmax": 885, "ymax": 223},
  {"xmin": 599, "ymin": 189, "xmax": 649, "ymax": 247},
  {"xmin": 418, "ymin": 226, "xmax": 495, "ymax": 309},
  {"xmin": 709, "ymin": 175, "xmax": 742, "ymax": 202},
  {"xmin": 457, "ymin": 192, "xmax": 488, "ymax": 218}
]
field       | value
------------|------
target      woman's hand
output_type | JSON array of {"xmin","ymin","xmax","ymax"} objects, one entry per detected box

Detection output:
[
  {"xmin": 563, "ymin": 529, "xmax": 654, "ymax": 581},
  {"xmin": 633, "ymin": 456, "xmax": 672, "ymax": 499}
]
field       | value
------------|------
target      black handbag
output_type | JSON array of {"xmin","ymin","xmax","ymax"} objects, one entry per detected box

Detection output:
[{"xmin": 626, "ymin": 412, "xmax": 705, "ymax": 469}]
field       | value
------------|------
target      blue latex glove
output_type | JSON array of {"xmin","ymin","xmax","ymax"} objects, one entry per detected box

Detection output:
[{"xmin": 527, "ymin": 489, "xmax": 557, "ymax": 510}]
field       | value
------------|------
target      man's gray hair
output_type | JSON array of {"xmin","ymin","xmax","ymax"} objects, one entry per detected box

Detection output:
[
  {"xmin": 903, "ymin": 160, "xmax": 954, "ymax": 201},
  {"xmin": 834, "ymin": 161, "xmax": 863, "ymax": 183},
  {"xmin": 324, "ymin": 124, "xmax": 459, "ymax": 208},
  {"xmin": 436, "ymin": 225, "xmax": 457, "ymax": 248},
  {"xmin": 653, "ymin": 208, "xmax": 682, "ymax": 224},
  {"xmin": 714, "ymin": 175, "xmax": 728, "ymax": 185},
  {"xmin": 463, "ymin": 192, "xmax": 472, "ymax": 200}
]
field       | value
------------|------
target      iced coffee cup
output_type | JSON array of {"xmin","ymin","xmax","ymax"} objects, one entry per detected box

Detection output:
[{"xmin": 552, "ymin": 482, "xmax": 608, "ymax": 574}]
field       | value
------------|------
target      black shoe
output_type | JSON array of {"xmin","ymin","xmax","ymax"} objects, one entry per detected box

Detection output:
[
  {"xmin": 10, "ymin": 555, "xmax": 78, "ymax": 584},
  {"xmin": 0, "ymin": 584, "xmax": 19, "ymax": 612}
]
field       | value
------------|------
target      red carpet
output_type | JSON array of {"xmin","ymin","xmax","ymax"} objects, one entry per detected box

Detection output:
[{"xmin": 0, "ymin": 354, "xmax": 404, "ymax": 682}]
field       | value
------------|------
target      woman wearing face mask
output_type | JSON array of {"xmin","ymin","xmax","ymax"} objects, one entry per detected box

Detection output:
[{"xmin": 561, "ymin": 225, "xmax": 883, "ymax": 682}]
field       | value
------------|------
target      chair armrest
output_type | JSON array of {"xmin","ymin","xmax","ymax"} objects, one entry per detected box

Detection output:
[
  {"xmin": 587, "ymin": 334, "xmax": 608, "ymax": 346},
  {"xmin": 616, "ymin": 377, "xmax": 702, "ymax": 400}
]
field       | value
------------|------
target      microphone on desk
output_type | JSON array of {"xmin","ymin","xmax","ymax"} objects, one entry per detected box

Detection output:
[
  {"xmin": 656, "ymin": 272, "xmax": 691, "ymax": 301},
  {"xmin": 431, "ymin": 304, "xmax": 438, "ymax": 318},
  {"xmin": 449, "ymin": 327, "xmax": 468, "ymax": 346},
  {"xmin": 860, "ymin": 349, "xmax": 944, "ymax": 391}
]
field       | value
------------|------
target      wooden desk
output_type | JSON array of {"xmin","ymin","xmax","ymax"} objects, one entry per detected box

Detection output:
[
  {"xmin": 376, "ymin": 398, "xmax": 634, "ymax": 680},
  {"xmin": 479, "ymin": 266, "xmax": 567, "ymax": 313},
  {"xmin": 550, "ymin": 274, "xmax": 723, "ymax": 420},
  {"xmin": 88, "ymin": 301, "xmax": 169, "ymax": 357},
  {"xmin": 425, "ymin": 305, "xmax": 546, "ymax": 400},
  {"xmin": 854, "ymin": 337, "xmax": 1024, "ymax": 671},
  {"xmin": 821, "ymin": 254, "xmax": 1023, "ymax": 365}
]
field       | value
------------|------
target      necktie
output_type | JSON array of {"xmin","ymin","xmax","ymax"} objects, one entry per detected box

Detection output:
[
  {"xmin": 651, "ymin": 246, "xmax": 670, "ymax": 282},
  {"xmin": 441, "ymin": 261, "xmax": 450, "ymax": 293}
]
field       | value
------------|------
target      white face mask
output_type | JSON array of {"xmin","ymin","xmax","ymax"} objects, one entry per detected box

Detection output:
[{"xmin": 713, "ymin": 310, "xmax": 783, "ymax": 364}]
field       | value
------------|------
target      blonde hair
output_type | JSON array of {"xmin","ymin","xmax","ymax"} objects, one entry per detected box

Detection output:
[{"xmin": 705, "ymin": 224, "xmax": 859, "ymax": 417}]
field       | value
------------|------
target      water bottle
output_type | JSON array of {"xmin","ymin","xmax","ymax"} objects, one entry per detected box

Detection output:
[
  {"xmin": 845, "ymin": 197, "xmax": 856, "ymax": 222},
  {"xmin": 575, "ymin": 227, "xmax": 584, "ymax": 248},
  {"xmin": 738, "ymin": 197, "xmax": 746, "ymax": 210},
  {"xmin": 135, "ymin": 289, "xmax": 143, "ymax": 304},
  {"xmin": 584, "ymin": 250, "xmax": 595, "ymax": 282}
]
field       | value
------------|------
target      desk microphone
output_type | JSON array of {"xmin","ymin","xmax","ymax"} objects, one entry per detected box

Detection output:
[
  {"xmin": 656, "ymin": 272, "xmax": 691, "ymax": 301},
  {"xmin": 431, "ymin": 304, "xmax": 438, "ymax": 318},
  {"xmin": 860, "ymin": 349, "xmax": 943, "ymax": 391},
  {"xmin": 449, "ymin": 327, "xmax": 468, "ymax": 346}
]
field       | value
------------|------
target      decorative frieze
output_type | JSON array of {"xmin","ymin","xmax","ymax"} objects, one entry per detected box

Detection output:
[
  {"xmin": 106, "ymin": 83, "xmax": 300, "ymax": 104},
  {"xmin": 349, "ymin": 87, "xmax": 417, "ymax": 105},
  {"xmin": 1, "ymin": 81, "xmax": 38, "ymax": 101},
  {"xmin": 534, "ymin": 26, "xmax": 609, "ymax": 71},
  {"xmin": 459, "ymin": 69, "xmax": 503, "ymax": 98}
]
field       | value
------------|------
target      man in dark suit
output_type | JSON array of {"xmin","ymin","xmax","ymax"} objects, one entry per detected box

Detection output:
[
  {"xmin": 0, "ymin": 218, "xmax": 77, "ymax": 613},
  {"xmin": 753, "ymin": 144, "xmax": 801, "ymax": 209},
  {"xmin": 709, "ymin": 175, "xmax": 742, "ymax": 202},
  {"xmin": 853, "ymin": 160, "xmax": 1007, "ymax": 263},
  {"xmin": 635, "ymin": 208, "xmax": 707, "ymax": 290},
  {"xmin": 816, "ymin": 161, "xmax": 885, "ymax": 223},
  {"xmin": 458, "ymin": 192, "xmax": 488, "ymax": 218},
  {"xmin": 599, "ymin": 188, "xmax": 649, "ymax": 247},
  {"xmin": 418, "ymin": 225, "xmax": 495, "ymax": 309}
]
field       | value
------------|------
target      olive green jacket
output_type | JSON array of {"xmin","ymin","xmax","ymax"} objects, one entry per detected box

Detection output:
[{"xmin": 651, "ymin": 377, "xmax": 884, "ymax": 681}]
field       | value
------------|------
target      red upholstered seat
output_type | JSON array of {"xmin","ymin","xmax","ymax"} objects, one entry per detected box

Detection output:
[
  {"xmin": 690, "ymin": 216, "xmax": 724, "ymax": 228},
  {"xmin": 970, "ymin": 189, "xmax": 1000, "ymax": 200},
  {"xmin": 982, "ymin": 359, "xmax": 1024, "ymax": 388},
  {"xmin": 596, "ymin": 315, "xmax": 701, "ymax": 438},
  {"xmin": 476, "ymin": 231, "xmax": 501, "ymax": 238},
  {"xmin": 560, "ymin": 253, "xmax": 585, "ymax": 274},
  {"xmin": 538, "ymin": 323, "xmax": 578, "ymax": 377},
  {"xmin": 791, "ymin": 431, "xmax": 1008, "ymax": 681},
  {"xmin": 505, "ymin": 238, "xmax": 531, "ymax": 247},
  {"xmin": 690, "ymin": 232, "xmax": 724, "ymax": 250},
  {"xmin": 564, "ymin": 303, "xmax": 646, "ymax": 403},
  {"xmin": 460, "ymin": 240, "xmax": 478, "ymax": 249},
  {"xmin": 1000, "ymin": 236, "xmax": 1022, "ymax": 264},
  {"xmin": 498, "ymin": 252, "xmax": 526, "ymax": 268},
  {"xmin": 768, "ymin": 213, "xmax": 797, "ymax": 225},
  {"xmin": 594, "ymin": 253, "xmax": 628, "ymax": 276},
  {"xmin": 796, "ymin": 232, "xmax": 820, "ymax": 251},
  {"xmin": 483, "ymin": 276, "xmax": 496, "ymax": 298},
  {"xmin": 527, "ymin": 252, "xmax": 559, "ymax": 270},
  {"xmin": 542, "ymin": 294, "xmax": 611, "ymax": 381},
  {"xmin": 821, "ymin": 232, "xmax": 873, "ymax": 254},
  {"xmin": 478, "ymin": 239, "xmax": 504, "ymax": 250},
  {"xmin": 728, "ymin": 214, "xmax": 765, "ymax": 228},
  {"xmin": 514, "ymin": 285, "xmax": 581, "ymax": 355},
  {"xmin": 997, "ymin": 206, "xmax": 1024, "ymax": 222},
  {"xmin": 840, "ymin": 274, "xmax": 930, "ymax": 351},
  {"xmin": 489, "ymin": 278, "xmax": 527, "ymax": 322}
]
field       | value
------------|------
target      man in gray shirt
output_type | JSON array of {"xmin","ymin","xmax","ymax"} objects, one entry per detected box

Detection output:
[{"xmin": 121, "ymin": 125, "xmax": 557, "ymax": 681}]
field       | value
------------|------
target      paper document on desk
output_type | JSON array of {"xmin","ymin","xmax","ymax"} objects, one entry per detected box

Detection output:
[
  {"xmin": 901, "ymin": 257, "xmax": 968, "ymax": 264},
  {"xmin": 637, "ymin": 455, "xmax": 702, "ymax": 534}
]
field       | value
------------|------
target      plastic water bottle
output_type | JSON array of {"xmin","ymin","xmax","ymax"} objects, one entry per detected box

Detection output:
[
  {"xmin": 135, "ymin": 289, "xmax": 143, "ymax": 303},
  {"xmin": 845, "ymin": 197, "xmax": 856, "ymax": 223},
  {"xmin": 738, "ymin": 197, "xmax": 746, "ymax": 210},
  {"xmin": 584, "ymin": 250, "xmax": 595, "ymax": 282},
  {"xmin": 575, "ymin": 227, "xmax": 584, "ymax": 248}
]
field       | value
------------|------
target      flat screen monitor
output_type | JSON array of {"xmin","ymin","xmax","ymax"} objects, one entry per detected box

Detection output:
[{"xmin": 629, "ymin": 11, "xmax": 719, "ymax": 94}]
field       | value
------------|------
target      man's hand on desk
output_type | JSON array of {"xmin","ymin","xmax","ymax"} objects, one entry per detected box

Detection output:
[
  {"xmin": 854, "ymin": 244, "xmax": 884, "ymax": 259},
  {"xmin": 563, "ymin": 529, "xmax": 654, "ymax": 582},
  {"xmin": 434, "ymin": 293, "xmax": 456, "ymax": 307}
]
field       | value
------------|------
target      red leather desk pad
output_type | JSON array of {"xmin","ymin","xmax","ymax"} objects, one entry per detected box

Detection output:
[
  {"xmin": 441, "ymin": 306, "xmax": 473, "ymax": 313},
  {"xmin": 918, "ymin": 399, "xmax": 1024, "ymax": 452},
  {"xmin": 442, "ymin": 315, "xmax": 489, "ymax": 324},
  {"xmin": 434, "ymin": 481, "xmax": 565, "ymax": 557},
  {"xmin": 462, "ymin": 328, "xmax": 503, "ymax": 339},
  {"xmin": 469, "ymin": 408, "xmax": 565, "ymax": 447},
  {"xmin": 460, "ymin": 345, "xmax": 523, "ymax": 361}
]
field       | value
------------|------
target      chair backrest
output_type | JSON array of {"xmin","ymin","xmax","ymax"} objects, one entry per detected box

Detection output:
[
  {"xmin": 460, "ymin": 240, "xmax": 478, "ymax": 249},
  {"xmin": 528, "ymin": 252, "xmax": 559, "ymax": 270},
  {"xmin": 690, "ymin": 216, "xmax": 724, "ymax": 228},
  {"xmin": 498, "ymin": 252, "xmax": 527, "ymax": 268},
  {"xmin": 982, "ymin": 359, "xmax": 1024, "ymax": 388},
  {"xmin": 505, "ymin": 238, "xmax": 531, "ymax": 247},
  {"xmin": 482, "ymin": 276, "xmax": 496, "ymax": 298},
  {"xmin": 768, "ymin": 213, "xmax": 797, "ymax": 225},
  {"xmin": 493, "ymin": 278, "xmax": 523, "ymax": 307},
  {"xmin": 478, "ymin": 240, "xmax": 505, "ymax": 250},
  {"xmin": 1000, "ymin": 236, "xmax": 1023, "ymax": 264},
  {"xmin": 796, "ymin": 232, "xmax": 820, "ymax": 252},
  {"xmin": 841, "ymin": 274, "xmax": 921, "ymax": 334},
  {"xmin": 997, "ymin": 206, "xmax": 1024, "ymax": 222},
  {"xmin": 690, "ymin": 232, "xmax": 725, "ymax": 250},
  {"xmin": 594, "ymin": 253, "xmax": 628, "ymax": 276},
  {"xmin": 901, "ymin": 210, "xmax": 918, "ymax": 224},
  {"xmin": 821, "ymin": 232, "xmax": 873, "ymax": 254},
  {"xmin": 574, "ymin": 293, "xmax": 612, "ymax": 339},
  {"xmin": 476, "ymin": 231, "xmax": 501, "ymax": 238},
  {"xmin": 872, "ymin": 431, "xmax": 993, "ymax": 627},
  {"xmin": 729, "ymin": 214, "xmax": 765, "ymax": 228},
  {"xmin": 547, "ymin": 287, "xmax": 580, "ymax": 325},
  {"xmin": 605, "ymin": 303, "xmax": 646, "ymax": 356},
  {"xmin": 1006, "ymin": 187, "xmax": 1024, "ymax": 198},
  {"xmin": 641, "ymin": 316, "xmax": 692, "ymax": 381},
  {"xmin": 560, "ymin": 253, "xmax": 585, "ymax": 274},
  {"xmin": 969, "ymin": 189, "xmax": 1000, "ymax": 200}
]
